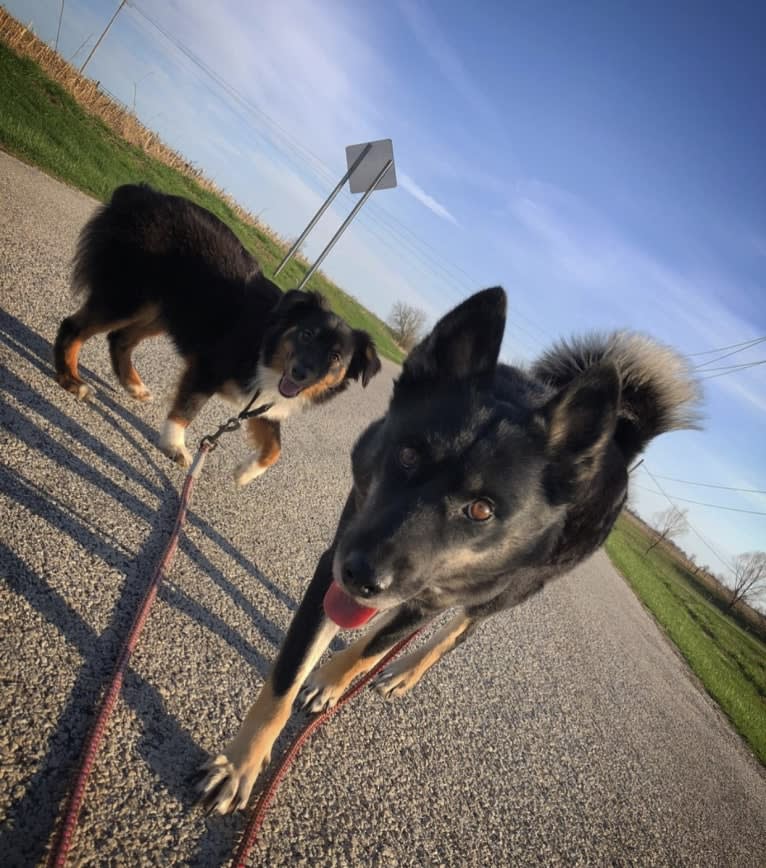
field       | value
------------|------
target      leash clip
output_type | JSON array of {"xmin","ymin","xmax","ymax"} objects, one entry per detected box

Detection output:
[
  {"xmin": 197, "ymin": 390, "xmax": 274, "ymax": 452},
  {"xmin": 199, "ymin": 416, "xmax": 241, "ymax": 452}
]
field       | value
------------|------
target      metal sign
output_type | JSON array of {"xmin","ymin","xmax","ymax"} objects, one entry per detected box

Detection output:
[
  {"xmin": 346, "ymin": 139, "xmax": 397, "ymax": 193},
  {"xmin": 274, "ymin": 139, "xmax": 397, "ymax": 287}
]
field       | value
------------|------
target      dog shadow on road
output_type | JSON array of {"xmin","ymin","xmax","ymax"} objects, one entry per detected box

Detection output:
[{"xmin": 0, "ymin": 308, "xmax": 306, "ymax": 863}]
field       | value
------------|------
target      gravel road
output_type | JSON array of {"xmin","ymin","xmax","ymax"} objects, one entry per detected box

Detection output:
[{"xmin": 1, "ymin": 150, "xmax": 764, "ymax": 866}]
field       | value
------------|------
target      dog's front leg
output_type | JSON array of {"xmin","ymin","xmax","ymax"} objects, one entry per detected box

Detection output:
[
  {"xmin": 198, "ymin": 545, "xmax": 343, "ymax": 814},
  {"xmin": 234, "ymin": 417, "xmax": 281, "ymax": 485},
  {"xmin": 373, "ymin": 610, "xmax": 479, "ymax": 700},
  {"xmin": 298, "ymin": 602, "xmax": 433, "ymax": 713},
  {"xmin": 160, "ymin": 359, "xmax": 211, "ymax": 467}
]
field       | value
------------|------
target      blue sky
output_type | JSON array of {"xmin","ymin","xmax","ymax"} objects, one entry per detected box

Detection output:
[{"xmin": 10, "ymin": 0, "xmax": 766, "ymax": 590}]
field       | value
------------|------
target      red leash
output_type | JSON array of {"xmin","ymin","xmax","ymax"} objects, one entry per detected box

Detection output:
[
  {"xmin": 231, "ymin": 628, "xmax": 422, "ymax": 867},
  {"xmin": 46, "ymin": 408, "xmax": 422, "ymax": 866},
  {"xmin": 47, "ymin": 442, "xmax": 213, "ymax": 867}
]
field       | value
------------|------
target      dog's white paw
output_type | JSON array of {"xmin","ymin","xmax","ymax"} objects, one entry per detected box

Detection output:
[
  {"xmin": 57, "ymin": 375, "xmax": 93, "ymax": 401},
  {"xmin": 126, "ymin": 383, "xmax": 153, "ymax": 402},
  {"xmin": 159, "ymin": 420, "xmax": 191, "ymax": 467},
  {"xmin": 372, "ymin": 659, "xmax": 420, "ymax": 701},
  {"xmin": 160, "ymin": 443, "xmax": 192, "ymax": 467},
  {"xmin": 196, "ymin": 751, "xmax": 270, "ymax": 815},
  {"xmin": 297, "ymin": 673, "xmax": 343, "ymax": 714},
  {"xmin": 234, "ymin": 457, "xmax": 267, "ymax": 487}
]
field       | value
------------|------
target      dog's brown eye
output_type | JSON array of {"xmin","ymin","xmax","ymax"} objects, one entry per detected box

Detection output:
[
  {"xmin": 398, "ymin": 446, "xmax": 419, "ymax": 469},
  {"xmin": 329, "ymin": 351, "xmax": 341, "ymax": 364},
  {"xmin": 466, "ymin": 499, "xmax": 494, "ymax": 522}
]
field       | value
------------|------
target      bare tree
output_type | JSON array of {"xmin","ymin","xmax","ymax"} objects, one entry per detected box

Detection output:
[
  {"xmin": 645, "ymin": 506, "xmax": 689, "ymax": 554},
  {"xmin": 388, "ymin": 301, "xmax": 427, "ymax": 351},
  {"xmin": 727, "ymin": 552, "xmax": 766, "ymax": 609}
]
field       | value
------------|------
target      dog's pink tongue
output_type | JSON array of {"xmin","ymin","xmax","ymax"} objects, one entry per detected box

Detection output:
[
  {"xmin": 278, "ymin": 375, "xmax": 302, "ymax": 398},
  {"xmin": 323, "ymin": 581, "xmax": 377, "ymax": 629}
]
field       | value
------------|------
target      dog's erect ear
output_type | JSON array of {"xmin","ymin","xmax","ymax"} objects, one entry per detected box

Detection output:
[
  {"xmin": 544, "ymin": 361, "xmax": 621, "ymax": 467},
  {"xmin": 274, "ymin": 289, "xmax": 329, "ymax": 318},
  {"xmin": 346, "ymin": 330, "xmax": 381, "ymax": 387},
  {"xmin": 401, "ymin": 287, "xmax": 506, "ymax": 386}
]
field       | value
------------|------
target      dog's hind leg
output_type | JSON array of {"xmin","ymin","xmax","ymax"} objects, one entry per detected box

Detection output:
[
  {"xmin": 298, "ymin": 602, "xmax": 434, "ymax": 713},
  {"xmin": 372, "ymin": 610, "xmax": 477, "ymax": 700},
  {"xmin": 54, "ymin": 303, "xmax": 133, "ymax": 400},
  {"xmin": 108, "ymin": 309, "xmax": 165, "ymax": 402}
]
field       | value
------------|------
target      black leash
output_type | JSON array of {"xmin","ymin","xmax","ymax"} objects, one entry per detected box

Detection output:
[{"xmin": 199, "ymin": 390, "xmax": 274, "ymax": 452}]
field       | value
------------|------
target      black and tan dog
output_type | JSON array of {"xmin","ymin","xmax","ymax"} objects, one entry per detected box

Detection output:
[
  {"xmin": 53, "ymin": 184, "xmax": 381, "ymax": 481},
  {"xmin": 198, "ymin": 286, "xmax": 701, "ymax": 813}
]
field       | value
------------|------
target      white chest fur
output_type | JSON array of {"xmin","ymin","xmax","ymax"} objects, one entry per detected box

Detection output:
[{"xmin": 222, "ymin": 365, "xmax": 308, "ymax": 422}]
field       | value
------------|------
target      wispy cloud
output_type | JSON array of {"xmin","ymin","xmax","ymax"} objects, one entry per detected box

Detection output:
[
  {"xmin": 160, "ymin": 0, "xmax": 387, "ymax": 163},
  {"xmin": 399, "ymin": 173, "xmax": 459, "ymax": 225},
  {"xmin": 494, "ymin": 180, "xmax": 766, "ymax": 416},
  {"xmin": 395, "ymin": 0, "xmax": 498, "ymax": 125}
]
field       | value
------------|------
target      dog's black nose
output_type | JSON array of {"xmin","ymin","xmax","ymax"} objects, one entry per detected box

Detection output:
[
  {"xmin": 342, "ymin": 552, "xmax": 387, "ymax": 598},
  {"xmin": 290, "ymin": 363, "xmax": 311, "ymax": 383}
]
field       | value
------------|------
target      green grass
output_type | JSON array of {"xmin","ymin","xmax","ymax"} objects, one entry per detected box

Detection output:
[
  {"xmin": 0, "ymin": 40, "xmax": 404, "ymax": 363},
  {"xmin": 606, "ymin": 515, "xmax": 766, "ymax": 765}
]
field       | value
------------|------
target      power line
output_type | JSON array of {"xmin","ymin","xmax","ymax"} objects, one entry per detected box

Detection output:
[
  {"xmin": 692, "ymin": 337, "xmax": 766, "ymax": 369},
  {"xmin": 633, "ymin": 483, "xmax": 766, "ymax": 516},
  {"xmin": 80, "ymin": 0, "xmax": 126, "ymax": 73},
  {"xmin": 688, "ymin": 336, "xmax": 766, "ymax": 357},
  {"xmin": 686, "ymin": 525, "xmax": 735, "ymax": 575},
  {"xmin": 696, "ymin": 359, "xmax": 766, "ymax": 373},
  {"xmin": 54, "ymin": 0, "xmax": 65, "ymax": 52},
  {"xmin": 68, "ymin": 32, "xmax": 93, "ymax": 63},
  {"xmin": 640, "ymin": 466, "xmax": 735, "ymax": 573},
  {"xmin": 648, "ymin": 474, "xmax": 766, "ymax": 496},
  {"xmin": 698, "ymin": 360, "xmax": 766, "ymax": 380}
]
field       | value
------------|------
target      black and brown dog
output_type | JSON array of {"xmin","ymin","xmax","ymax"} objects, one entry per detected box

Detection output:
[
  {"xmin": 197, "ymin": 286, "xmax": 701, "ymax": 813},
  {"xmin": 53, "ymin": 184, "xmax": 381, "ymax": 481}
]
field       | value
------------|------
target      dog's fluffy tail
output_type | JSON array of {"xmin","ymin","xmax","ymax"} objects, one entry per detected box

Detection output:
[
  {"xmin": 532, "ymin": 332, "xmax": 702, "ymax": 462},
  {"xmin": 71, "ymin": 184, "xmax": 154, "ymax": 294},
  {"xmin": 71, "ymin": 206, "xmax": 105, "ymax": 295}
]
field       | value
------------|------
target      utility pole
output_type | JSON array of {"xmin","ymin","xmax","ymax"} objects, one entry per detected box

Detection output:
[
  {"xmin": 80, "ymin": 0, "xmax": 126, "ymax": 74},
  {"xmin": 54, "ymin": 0, "xmax": 65, "ymax": 53}
]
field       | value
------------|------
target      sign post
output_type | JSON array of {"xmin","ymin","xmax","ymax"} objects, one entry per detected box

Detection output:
[{"xmin": 273, "ymin": 139, "xmax": 397, "ymax": 286}]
